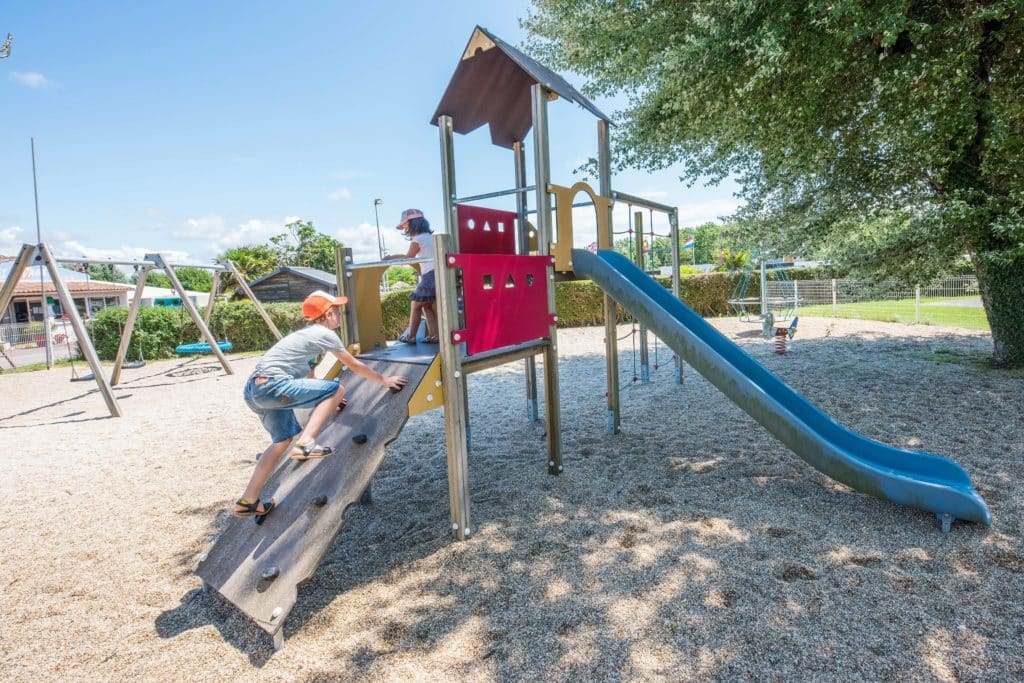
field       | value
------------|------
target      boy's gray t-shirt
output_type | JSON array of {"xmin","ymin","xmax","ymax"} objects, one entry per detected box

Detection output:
[{"xmin": 253, "ymin": 325, "xmax": 344, "ymax": 379}]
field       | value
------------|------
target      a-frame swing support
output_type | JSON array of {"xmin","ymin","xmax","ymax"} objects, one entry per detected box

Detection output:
[
  {"xmin": 0, "ymin": 243, "xmax": 122, "ymax": 416},
  {"xmin": 0, "ymin": 244, "xmax": 283, "ymax": 417}
]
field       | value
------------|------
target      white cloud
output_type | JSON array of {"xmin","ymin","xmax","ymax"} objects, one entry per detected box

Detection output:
[
  {"xmin": 173, "ymin": 214, "xmax": 297, "ymax": 254},
  {"xmin": 10, "ymin": 72, "xmax": 53, "ymax": 89},
  {"xmin": 638, "ymin": 190, "xmax": 669, "ymax": 199},
  {"xmin": 677, "ymin": 198, "xmax": 742, "ymax": 226},
  {"xmin": 173, "ymin": 215, "xmax": 228, "ymax": 240},
  {"xmin": 0, "ymin": 225, "xmax": 25, "ymax": 255},
  {"xmin": 327, "ymin": 187, "xmax": 352, "ymax": 202},
  {"xmin": 334, "ymin": 222, "xmax": 391, "ymax": 262}
]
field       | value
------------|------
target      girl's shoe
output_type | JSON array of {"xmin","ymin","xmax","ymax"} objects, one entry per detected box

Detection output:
[
  {"xmin": 397, "ymin": 333, "xmax": 416, "ymax": 344},
  {"xmin": 422, "ymin": 335, "xmax": 439, "ymax": 344}
]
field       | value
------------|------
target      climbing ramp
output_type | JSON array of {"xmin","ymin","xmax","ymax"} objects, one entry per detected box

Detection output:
[
  {"xmin": 196, "ymin": 347, "xmax": 436, "ymax": 648},
  {"xmin": 573, "ymin": 248, "xmax": 990, "ymax": 528}
]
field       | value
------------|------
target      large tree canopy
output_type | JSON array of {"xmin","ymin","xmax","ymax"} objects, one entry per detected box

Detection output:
[{"xmin": 525, "ymin": 0, "xmax": 1024, "ymax": 366}]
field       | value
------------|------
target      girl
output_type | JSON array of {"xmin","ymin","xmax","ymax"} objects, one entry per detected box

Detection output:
[{"xmin": 386, "ymin": 208, "xmax": 439, "ymax": 344}]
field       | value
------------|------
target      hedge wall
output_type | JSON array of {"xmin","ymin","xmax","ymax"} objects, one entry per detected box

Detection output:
[{"xmin": 86, "ymin": 271, "xmax": 742, "ymax": 360}]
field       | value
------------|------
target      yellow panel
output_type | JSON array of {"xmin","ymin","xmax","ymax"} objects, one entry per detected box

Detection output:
[
  {"xmin": 549, "ymin": 182, "xmax": 613, "ymax": 273},
  {"xmin": 408, "ymin": 354, "xmax": 444, "ymax": 416},
  {"xmin": 526, "ymin": 220, "xmax": 538, "ymax": 253},
  {"xmin": 353, "ymin": 266, "xmax": 389, "ymax": 351}
]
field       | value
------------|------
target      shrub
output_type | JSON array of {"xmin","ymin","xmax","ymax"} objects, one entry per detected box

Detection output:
[
  {"xmin": 89, "ymin": 306, "xmax": 191, "ymax": 360},
  {"xmin": 197, "ymin": 301, "xmax": 307, "ymax": 352}
]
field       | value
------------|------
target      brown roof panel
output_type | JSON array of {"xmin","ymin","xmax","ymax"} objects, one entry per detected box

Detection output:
[
  {"xmin": 11, "ymin": 280, "xmax": 133, "ymax": 297},
  {"xmin": 431, "ymin": 26, "xmax": 611, "ymax": 149}
]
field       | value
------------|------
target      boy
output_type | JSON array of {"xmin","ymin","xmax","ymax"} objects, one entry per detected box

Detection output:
[{"xmin": 234, "ymin": 290, "xmax": 407, "ymax": 519}]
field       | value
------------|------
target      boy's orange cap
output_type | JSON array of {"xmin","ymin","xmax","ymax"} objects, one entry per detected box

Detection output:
[{"xmin": 302, "ymin": 289, "xmax": 348, "ymax": 320}]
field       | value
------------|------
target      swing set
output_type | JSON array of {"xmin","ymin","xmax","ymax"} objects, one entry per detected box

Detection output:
[{"xmin": 0, "ymin": 244, "xmax": 281, "ymax": 416}]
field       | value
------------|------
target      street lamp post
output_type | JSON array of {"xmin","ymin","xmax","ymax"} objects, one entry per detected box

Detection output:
[
  {"xmin": 374, "ymin": 198, "xmax": 389, "ymax": 294},
  {"xmin": 373, "ymin": 198, "xmax": 384, "ymax": 260}
]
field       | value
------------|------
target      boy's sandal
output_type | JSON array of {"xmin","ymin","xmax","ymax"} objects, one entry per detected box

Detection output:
[
  {"xmin": 234, "ymin": 497, "xmax": 276, "ymax": 518},
  {"xmin": 397, "ymin": 333, "xmax": 416, "ymax": 344},
  {"xmin": 422, "ymin": 335, "xmax": 439, "ymax": 344},
  {"xmin": 291, "ymin": 443, "xmax": 336, "ymax": 461}
]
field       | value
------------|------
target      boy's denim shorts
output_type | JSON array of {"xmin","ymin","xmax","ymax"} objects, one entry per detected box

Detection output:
[{"xmin": 243, "ymin": 375, "xmax": 339, "ymax": 443}]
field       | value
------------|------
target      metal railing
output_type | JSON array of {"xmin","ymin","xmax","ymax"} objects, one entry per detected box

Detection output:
[
  {"xmin": 0, "ymin": 319, "xmax": 79, "ymax": 349},
  {"xmin": 791, "ymin": 275, "xmax": 982, "ymax": 325}
]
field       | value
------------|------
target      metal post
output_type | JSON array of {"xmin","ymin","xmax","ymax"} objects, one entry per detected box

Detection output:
[
  {"xmin": 30, "ymin": 138, "xmax": 53, "ymax": 368},
  {"xmin": 373, "ymin": 198, "xmax": 384, "ymax": 260},
  {"xmin": 669, "ymin": 209, "xmax": 683, "ymax": 385},
  {"xmin": 438, "ymin": 115, "xmax": 459, "ymax": 251},
  {"xmin": 111, "ymin": 267, "xmax": 150, "ymax": 386},
  {"xmin": 435, "ymin": 234, "xmax": 471, "ymax": 540},
  {"xmin": 598, "ymin": 119, "xmax": 620, "ymax": 433},
  {"xmin": 38, "ymin": 243, "xmax": 122, "ymax": 417},
  {"xmin": 438, "ymin": 113, "xmax": 471, "ymax": 447},
  {"xmin": 634, "ymin": 211, "xmax": 650, "ymax": 383},
  {"xmin": 532, "ymin": 83, "xmax": 562, "ymax": 475},
  {"xmin": 831, "ymin": 278, "xmax": 838, "ymax": 319},
  {"xmin": 915, "ymin": 284, "xmax": 921, "ymax": 324},
  {"xmin": 221, "ymin": 259, "xmax": 282, "ymax": 340},
  {"xmin": 760, "ymin": 254, "xmax": 768, "ymax": 318},
  {"xmin": 514, "ymin": 140, "xmax": 539, "ymax": 423},
  {"xmin": 334, "ymin": 246, "xmax": 353, "ymax": 351},
  {"xmin": 148, "ymin": 253, "xmax": 233, "ymax": 374},
  {"xmin": 793, "ymin": 279, "xmax": 799, "ymax": 315}
]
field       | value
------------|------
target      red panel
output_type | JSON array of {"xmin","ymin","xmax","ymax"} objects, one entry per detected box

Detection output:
[
  {"xmin": 456, "ymin": 204, "xmax": 518, "ymax": 255},
  {"xmin": 447, "ymin": 253, "xmax": 556, "ymax": 355}
]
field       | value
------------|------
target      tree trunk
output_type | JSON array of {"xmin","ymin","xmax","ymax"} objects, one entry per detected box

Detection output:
[{"xmin": 973, "ymin": 251, "xmax": 1024, "ymax": 367}]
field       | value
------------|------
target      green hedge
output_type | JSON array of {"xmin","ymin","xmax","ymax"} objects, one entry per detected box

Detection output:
[{"xmin": 86, "ymin": 271, "xmax": 743, "ymax": 360}]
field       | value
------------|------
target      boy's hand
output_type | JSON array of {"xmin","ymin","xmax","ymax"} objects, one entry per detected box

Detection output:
[{"xmin": 383, "ymin": 375, "xmax": 407, "ymax": 392}]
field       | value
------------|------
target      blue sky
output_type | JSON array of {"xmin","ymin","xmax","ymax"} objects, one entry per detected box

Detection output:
[{"xmin": 1, "ymin": 1, "xmax": 741, "ymax": 267}]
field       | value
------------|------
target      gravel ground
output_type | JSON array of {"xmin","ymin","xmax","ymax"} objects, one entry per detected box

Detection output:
[{"xmin": 0, "ymin": 317, "xmax": 1021, "ymax": 682}]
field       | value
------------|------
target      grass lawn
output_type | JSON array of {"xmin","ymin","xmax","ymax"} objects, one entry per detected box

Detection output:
[{"xmin": 797, "ymin": 296, "xmax": 990, "ymax": 330}]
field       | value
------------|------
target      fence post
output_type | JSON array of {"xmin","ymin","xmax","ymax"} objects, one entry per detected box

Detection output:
[
  {"xmin": 793, "ymin": 279, "xmax": 799, "ymax": 314},
  {"xmin": 915, "ymin": 284, "xmax": 921, "ymax": 324},
  {"xmin": 831, "ymin": 278, "xmax": 837, "ymax": 319}
]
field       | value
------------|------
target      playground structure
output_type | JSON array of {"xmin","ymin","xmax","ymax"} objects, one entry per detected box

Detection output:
[
  {"xmin": 0, "ymin": 245, "xmax": 281, "ymax": 416},
  {"xmin": 194, "ymin": 26, "xmax": 990, "ymax": 651},
  {"xmin": 728, "ymin": 251, "xmax": 802, "ymax": 326}
]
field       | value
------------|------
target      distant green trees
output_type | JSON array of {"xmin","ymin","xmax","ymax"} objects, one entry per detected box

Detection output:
[
  {"xmin": 214, "ymin": 219, "xmax": 340, "ymax": 294},
  {"xmin": 526, "ymin": 0, "xmax": 1024, "ymax": 366},
  {"xmin": 132, "ymin": 267, "xmax": 212, "ymax": 292}
]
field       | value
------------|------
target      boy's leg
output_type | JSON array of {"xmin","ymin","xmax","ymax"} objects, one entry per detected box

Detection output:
[
  {"xmin": 238, "ymin": 438, "xmax": 292, "ymax": 507},
  {"xmin": 292, "ymin": 381, "xmax": 347, "ymax": 452}
]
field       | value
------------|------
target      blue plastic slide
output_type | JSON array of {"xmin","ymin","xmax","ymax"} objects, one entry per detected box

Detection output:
[{"xmin": 572, "ymin": 248, "xmax": 990, "ymax": 526}]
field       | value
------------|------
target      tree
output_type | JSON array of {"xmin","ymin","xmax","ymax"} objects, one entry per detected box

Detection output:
[
  {"xmin": 270, "ymin": 219, "xmax": 340, "ymax": 273},
  {"xmin": 133, "ymin": 272, "xmax": 172, "ymax": 289},
  {"xmin": 86, "ymin": 263, "xmax": 127, "ymax": 283},
  {"xmin": 692, "ymin": 222, "xmax": 725, "ymax": 266},
  {"xmin": 130, "ymin": 267, "xmax": 211, "ymax": 292},
  {"xmin": 386, "ymin": 265, "xmax": 418, "ymax": 288},
  {"xmin": 525, "ymin": 1, "xmax": 1024, "ymax": 366},
  {"xmin": 216, "ymin": 244, "xmax": 279, "ymax": 294}
]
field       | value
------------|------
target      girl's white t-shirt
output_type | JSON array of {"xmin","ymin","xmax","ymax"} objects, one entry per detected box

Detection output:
[{"xmin": 412, "ymin": 233, "xmax": 435, "ymax": 274}]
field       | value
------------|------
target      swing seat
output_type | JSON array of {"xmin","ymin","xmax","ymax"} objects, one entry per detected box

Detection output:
[
  {"xmin": 175, "ymin": 340, "xmax": 233, "ymax": 355},
  {"xmin": 123, "ymin": 359, "xmax": 146, "ymax": 369}
]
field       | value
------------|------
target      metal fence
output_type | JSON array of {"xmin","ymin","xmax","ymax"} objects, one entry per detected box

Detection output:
[
  {"xmin": 790, "ymin": 275, "xmax": 982, "ymax": 325},
  {"xmin": 0, "ymin": 319, "xmax": 79, "ymax": 350}
]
